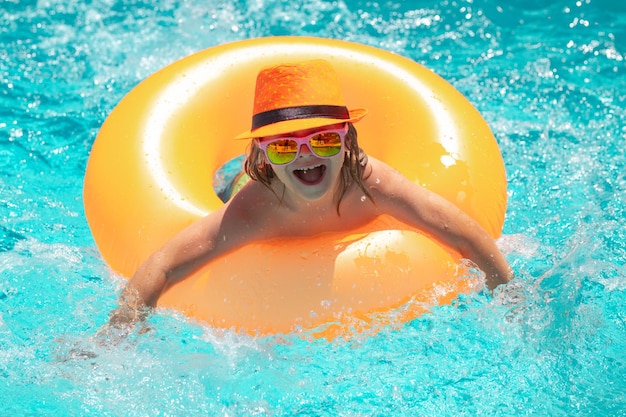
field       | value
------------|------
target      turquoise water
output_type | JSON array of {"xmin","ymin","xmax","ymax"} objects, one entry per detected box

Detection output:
[{"xmin": 2, "ymin": 0, "xmax": 625, "ymax": 415}]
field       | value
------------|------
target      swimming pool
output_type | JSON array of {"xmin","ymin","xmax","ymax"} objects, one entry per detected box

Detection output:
[{"xmin": 1, "ymin": 0, "xmax": 624, "ymax": 415}]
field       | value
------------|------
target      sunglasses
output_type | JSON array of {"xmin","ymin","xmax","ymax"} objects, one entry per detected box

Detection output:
[{"xmin": 257, "ymin": 125, "xmax": 348, "ymax": 165}]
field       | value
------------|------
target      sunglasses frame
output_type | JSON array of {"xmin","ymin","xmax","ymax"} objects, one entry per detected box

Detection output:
[{"xmin": 256, "ymin": 124, "xmax": 349, "ymax": 166}]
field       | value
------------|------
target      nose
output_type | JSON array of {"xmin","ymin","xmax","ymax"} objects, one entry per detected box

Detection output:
[{"xmin": 298, "ymin": 143, "xmax": 312, "ymax": 156}]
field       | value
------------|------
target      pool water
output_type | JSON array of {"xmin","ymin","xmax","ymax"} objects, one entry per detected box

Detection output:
[{"xmin": 1, "ymin": 0, "xmax": 625, "ymax": 415}]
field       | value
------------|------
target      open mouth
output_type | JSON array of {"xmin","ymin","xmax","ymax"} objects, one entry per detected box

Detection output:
[{"xmin": 293, "ymin": 164, "xmax": 326, "ymax": 185}]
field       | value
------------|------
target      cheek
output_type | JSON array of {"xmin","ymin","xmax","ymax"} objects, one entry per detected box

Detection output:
[
  {"xmin": 331, "ymin": 152, "xmax": 346, "ymax": 171},
  {"xmin": 323, "ymin": 153, "xmax": 346, "ymax": 187},
  {"xmin": 270, "ymin": 165, "xmax": 290, "ymax": 183}
]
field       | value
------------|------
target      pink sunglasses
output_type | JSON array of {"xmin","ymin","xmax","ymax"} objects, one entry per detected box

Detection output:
[{"xmin": 257, "ymin": 125, "xmax": 348, "ymax": 165}]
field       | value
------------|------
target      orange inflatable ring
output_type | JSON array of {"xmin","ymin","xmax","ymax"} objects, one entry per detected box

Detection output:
[{"xmin": 84, "ymin": 37, "xmax": 506, "ymax": 338}]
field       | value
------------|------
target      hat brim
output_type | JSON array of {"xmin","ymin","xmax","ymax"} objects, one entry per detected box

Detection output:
[{"xmin": 234, "ymin": 108, "xmax": 367, "ymax": 140}]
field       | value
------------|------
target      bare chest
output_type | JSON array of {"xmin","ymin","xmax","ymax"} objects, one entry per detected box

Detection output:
[{"xmin": 267, "ymin": 201, "xmax": 379, "ymax": 238}]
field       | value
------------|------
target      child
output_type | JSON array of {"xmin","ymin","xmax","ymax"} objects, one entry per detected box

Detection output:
[{"xmin": 109, "ymin": 59, "xmax": 513, "ymax": 325}]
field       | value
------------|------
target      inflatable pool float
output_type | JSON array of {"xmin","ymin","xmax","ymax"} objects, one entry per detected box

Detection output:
[{"xmin": 83, "ymin": 37, "xmax": 507, "ymax": 338}]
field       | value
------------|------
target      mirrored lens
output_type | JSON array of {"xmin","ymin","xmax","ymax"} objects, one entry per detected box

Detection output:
[
  {"xmin": 309, "ymin": 132, "xmax": 342, "ymax": 157},
  {"xmin": 266, "ymin": 139, "xmax": 299, "ymax": 164}
]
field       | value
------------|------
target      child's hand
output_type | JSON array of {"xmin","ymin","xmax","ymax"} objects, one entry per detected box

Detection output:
[{"xmin": 108, "ymin": 287, "xmax": 151, "ymax": 327}]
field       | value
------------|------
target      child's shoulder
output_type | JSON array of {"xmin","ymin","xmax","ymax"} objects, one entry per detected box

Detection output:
[
  {"xmin": 228, "ymin": 179, "xmax": 278, "ymax": 210},
  {"xmin": 363, "ymin": 156, "xmax": 407, "ymax": 183},
  {"xmin": 360, "ymin": 156, "xmax": 421, "ymax": 201}
]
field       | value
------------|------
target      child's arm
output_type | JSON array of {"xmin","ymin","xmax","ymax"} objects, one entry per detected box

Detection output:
[
  {"xmin": 366, "ymin": 159, "xmax": 513, "ymax": 290},
  {"xmin": 108, "ymin": 198, "xmax": 262, "ymax": 327}
]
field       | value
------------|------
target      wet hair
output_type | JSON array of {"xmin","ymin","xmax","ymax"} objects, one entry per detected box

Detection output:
[{"xmin": 244, "ymin": 123, "xmax": 373, "ymax": 214}]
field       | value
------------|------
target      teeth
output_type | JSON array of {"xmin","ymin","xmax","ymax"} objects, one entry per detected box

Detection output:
[{"xmin": 297, "ymin": 164, "xmax": 322, "ymax": 172}]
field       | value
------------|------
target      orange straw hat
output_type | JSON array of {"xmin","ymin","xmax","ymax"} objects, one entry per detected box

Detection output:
[{"xmin": 234, "ymin": 59, "xmax": 367, "ymax": 139}]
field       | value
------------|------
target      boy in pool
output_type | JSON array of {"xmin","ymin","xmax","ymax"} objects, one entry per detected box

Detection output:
[{"xmin": 110, "ymin": 59, "xmax": 513, "ymax": 325}]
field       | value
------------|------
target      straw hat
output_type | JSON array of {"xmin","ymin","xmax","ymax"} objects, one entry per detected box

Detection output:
[{"xmin": 234, "ymin": 59, "xmax": 367, "ymax": 139}]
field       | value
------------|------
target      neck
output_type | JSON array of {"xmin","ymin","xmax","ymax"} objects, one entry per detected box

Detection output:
[{"xmin": 270, "ymin": 180, "xmax": 339, "ymax": 214}]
